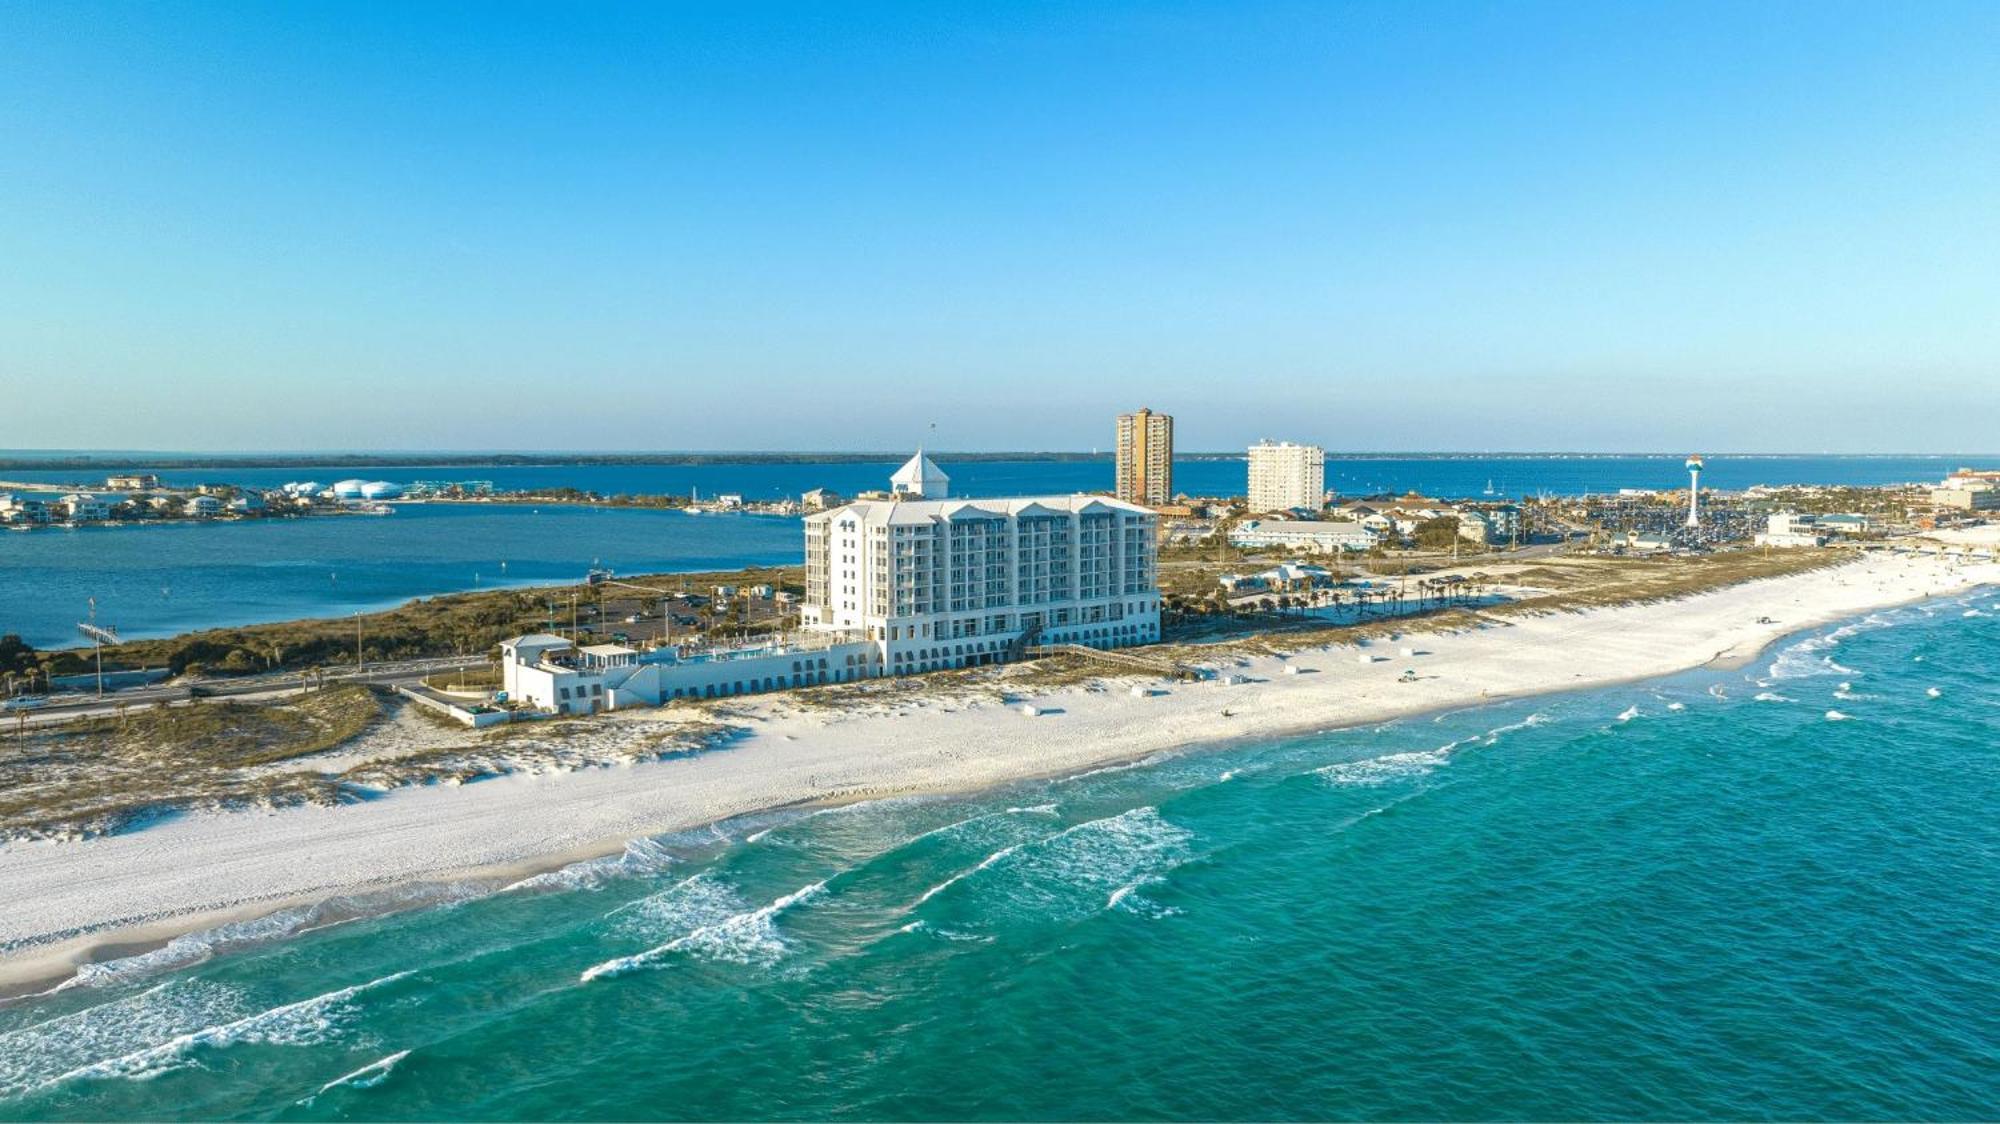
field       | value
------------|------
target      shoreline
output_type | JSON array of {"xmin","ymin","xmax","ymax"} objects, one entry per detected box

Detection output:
[{"xmin": 3, "ymin": 549, "xmax": 1995, "ymax": 997}]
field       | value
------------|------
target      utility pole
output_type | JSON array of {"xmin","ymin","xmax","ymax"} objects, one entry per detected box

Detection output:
[
  {"xmin": 78, "ymin": 599, "xmax": 120, "ymax": 700},
  {"xmin": 355, "ymin": 612, "xmax": 364, "ymax": 671}
]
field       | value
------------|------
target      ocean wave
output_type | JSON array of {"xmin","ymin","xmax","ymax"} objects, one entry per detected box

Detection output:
[
  {"xmin": 605, "ymin": 872, "xmax": 746, "ymax": 940},
  {"xmin": 912, "ymin": 842, "xmax": 1028, "ymax": 907},
  {"xmin": 958, "ymin": 807, "xmax": 1195, "ymax": 922},
  {"xmin": 45, "ymin": 883, "xmax": 481, "ymax": 994},
  {"xmin": 0, "ymin": 981, "xmax": 246, "ymax": 1097},
  {"xmin": 1315, "ymin": 747, "xmax": 1452, "ymax": 787},
  {"xmin": 51, "ymin": 909, "xmax": 322, "ymax": 993},
  {"xmin": 1767, "ymin": 636, "xmax": 1860, "ymax": 682},
  {"xmin": 1825, "ymin": 710, "xmax": 1854, "ymax": 722},
  {"xmin": 1478, "ymin": 712, "xmax": 1549, "ymax": 744},
  {"xmin": 1616, "ymin": 706, "xmax": 1641, "ymax": 723},
  {"xmin": 1754, "ymin": 691, "xmax": 1795, "ymax": 703},
  {"xmin": 32, "ymin": 971, "xmax": 412, "ymax": 1091},
  {"xmin": 502, "ymin": 836, "xmax": 678, "ymax": 894},
  {"xmin": 581, "ymin": 879, "xmax": 826, "ymax": 982},
  {"xmin": 300, "ymin": 1049, "xmax": 410, "ymax": 1105}
]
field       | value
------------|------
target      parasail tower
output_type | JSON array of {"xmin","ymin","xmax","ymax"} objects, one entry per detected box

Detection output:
[{"xmin": 1684, "ymin": 456, "xmax": 1704, "ymax": 528}]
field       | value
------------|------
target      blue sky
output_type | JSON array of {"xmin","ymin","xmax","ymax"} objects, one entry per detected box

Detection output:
[{"xmin": 1, "ymin": 1, "xmax": 1995, "ymax": 453}]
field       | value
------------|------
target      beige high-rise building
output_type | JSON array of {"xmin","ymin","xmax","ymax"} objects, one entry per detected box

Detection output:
[
  {"xmin": 1247, "ymin": 440, "xmax": 1326, "ymax": 513},
  {"xmin": 1115, "ymin": 407, "xmax": 1174, "ymax": 505}
]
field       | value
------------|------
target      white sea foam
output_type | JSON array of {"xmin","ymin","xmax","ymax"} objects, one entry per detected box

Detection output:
[
  {"xmin": 301, "ymin": 1048, "xmax": 410, "ymax": 1104},
  {"xmin": 605, "ymin": 873, "xmax": 747, "ymax": 940},
  {"xmin": 502, "ymin": 836, "xmax": 677, "ymax": 894},
  {"xmin": 0, "ymin": 981, "xmax": 247, "ymax": 1097},
  {"xmin": 581, "ymin": 878, "xmax": 827, "ymax": 982},
  {"xmin": 1926, "ymin": 687, "xmax": 1942, "ymax": 698},
  {"xmin": 1667, "ymin": 702, "xmax": 1686, "ymax": 711},
  {"xmin": 45, "ymin": 883, "xmax": 481, "ymax": 993},
  {"xmin": 52, "ymin": 908, "xmax": 320, "ymax": 992},
  {"xmin": 1754, "ymin": 691, "xmax": 1795, "ymax": 703},
  {"xmin": 1767, "ymin": 634, "xmax": 1860, "ymax": 682},
  {"xmin": 1616, "ymin": 706, "xmax": 1641, "ymax": 723},
  {"xmin": 912, "ymin": 842, "xmax": 1028, "ymax": 906},
  {"xmin": 1315, "ymin": 747, "xmax": 1452, "ymax": 786},
  {"xmin": 33, "ymin": 971, "xmax": 412, "ymax": 1090},
  {"xmin": 1825, "ymin": 710, "xmax": 1854, "ymax": 722},
  {"xmin": 972, "ymin": 807, "xmax": 1196, "ymax": 922},
  {"xmin": 1964, "ymin": 609, "xmax": 1987, "ymax": 618},
  {"xmin": 1480, "ymin": 712, "xmax": 1549, "ymax": 743}
]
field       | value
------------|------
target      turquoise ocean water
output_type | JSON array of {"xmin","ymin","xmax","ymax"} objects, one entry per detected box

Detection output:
[{"xmin": 2, "ymin": 594, "xmax": 1996, "ymax": 1120}]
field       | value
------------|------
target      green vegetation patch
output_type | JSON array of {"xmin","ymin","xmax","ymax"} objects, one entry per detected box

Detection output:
[{"xmin": 0, "ymin": 686, "xmax": 386, "ymax": 841}]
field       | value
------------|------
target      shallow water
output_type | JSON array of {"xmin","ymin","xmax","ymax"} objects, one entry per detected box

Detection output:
[{"xmin": 1, "ymin": 594, "xmax": 1996, "ymax": 1120}]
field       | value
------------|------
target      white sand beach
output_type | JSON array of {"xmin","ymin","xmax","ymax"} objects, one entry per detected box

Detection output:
[{"xmin": 3, "ymin": 548, "xmax": 1994, "ymax": 992}]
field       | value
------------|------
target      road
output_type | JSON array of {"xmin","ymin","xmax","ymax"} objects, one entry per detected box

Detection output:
[{"xmin": 3, "ymin": 655, "xmax": 492, "ymax": 729}]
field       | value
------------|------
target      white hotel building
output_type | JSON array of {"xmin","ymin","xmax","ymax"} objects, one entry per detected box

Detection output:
[
  {"xmin": 1247, "ymin": 440, "xmax": 1326, "ymax": 513},
  {"xmin": 803, "ymin": 453, "xmax": 1162, "ymax": 675},
  {"xmin": 498, "ymin": 453, "xmax": 1161, "ymax": 714}
]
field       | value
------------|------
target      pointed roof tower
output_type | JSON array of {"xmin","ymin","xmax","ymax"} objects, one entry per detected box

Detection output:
[{"xmin": 890, "ymin": 449, "xmax": 950, "ymax": 499}]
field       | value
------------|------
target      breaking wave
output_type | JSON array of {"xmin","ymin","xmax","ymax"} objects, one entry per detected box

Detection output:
[
  {"xmin": 960, "ymin": 807, "xmax": 1195, "ymax": 922},
  {"xmin": 47, "ymin": 883, "xmax": 484, "ymax": 993},
  {"xmin": 301, "ymin": 1049, "xmax": 410, "ymax": 1104},
  {"xmin": 502, "ymin": 836, "xmax": 678, "ymax": 894},
  {"xmin": 1315, "ymin": 747, "xmax": 1452, "ymax": 786},
  {"xmin": 582, "ymin": 879, "xmax": 827, "ymax": 982},
  {"xmin": 24, "ymin": 972, "xmax": 411, "ymax": 1091}
]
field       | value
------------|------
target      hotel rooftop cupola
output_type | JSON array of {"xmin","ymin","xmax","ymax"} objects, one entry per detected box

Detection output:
[{"xmin": 890, "ymin": 449, "xmax": 950, "ymax": 499}]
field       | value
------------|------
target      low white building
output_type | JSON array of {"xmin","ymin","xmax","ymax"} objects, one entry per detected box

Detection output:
[
  {"xmin": 1229, "ymin": 519, "xmax": 1377, "ymax": 553},
  {"xmin": 1755, "ymin": 512, "xmax": 1825, "ymax": 548},
  {"xmin": 499, "ymin": 631, "xmax": 881, "ymax": 714},
  {"xmin": 186, "ymin": 494, "xmax": 222, "ymax": 517}
]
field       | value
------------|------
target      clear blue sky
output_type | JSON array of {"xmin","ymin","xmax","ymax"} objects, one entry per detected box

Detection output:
[{"xmin": 2, "ymin": 1, "xmax": 1995, "ymax": 453}]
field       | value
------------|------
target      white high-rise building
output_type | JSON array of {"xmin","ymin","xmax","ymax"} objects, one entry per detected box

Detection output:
[
  {"xmin": 803, "ymin": 452, "xmax": 1162, "ymax": 675},
  {"xmin": 1247, "ymin": 440, "xmax": 1326, "ymax": 513}
]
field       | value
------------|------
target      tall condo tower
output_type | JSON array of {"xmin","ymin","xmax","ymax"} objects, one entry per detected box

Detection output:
[
  {"xmin": 1247, "ymin": 440, "xmax": 1326, "ymax": 513},
  {"xmin": 1685, "ymin": 456, "xmax": 1704, "ymax": 528},
  {"xmin": 1116, "ymin": 407, "xmax": 1175, "ymax": 505}
]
